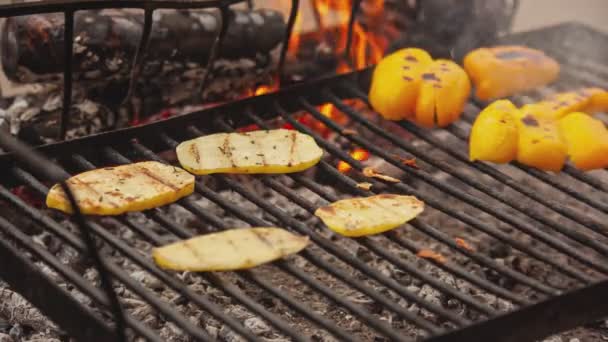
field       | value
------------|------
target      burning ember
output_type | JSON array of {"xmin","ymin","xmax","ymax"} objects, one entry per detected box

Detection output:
[{"xmin": 338, "ymin": 147, "xmax": 370, "ymax": 173}]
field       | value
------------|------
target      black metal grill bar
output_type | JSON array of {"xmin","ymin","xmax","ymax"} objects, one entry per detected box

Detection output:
[
  {"xmin": 9, "ymin": 168, "xmax": 256, "ymax": 342},
  {"xmin": 210, "ymin": 171, "xmax": 472, "ymax": 326},
  {"xmin": 207, "ymin": 120, "xmax": 503, "ymax": 315},
  {"xmin": 80, "ymin": 150, "xmax": 347, "ymax": 342},
  {"xmin": 283, "ymin": 170, "xmax": 531, "ymax": 306},
  {"xmin": 258, "ymin": 173, "xmax": 497, "ymax": 316},
  {"xmin": 295, "ymin": 95, "xmax": 608, "ymax": 278},
  {"xmin": 452, "ymin": 111, "xmax": 608, "ymax": 214},
  {"xmin": 562, "ymin": 165, "xmax": 608, "ymax": 194},
  {"xmin": 122, "ymin": 8, "xmax": 154, "ymax": 114},
  {"xmin": 146, "ymin": 134, "xmax": 451, "ymax": 334},
  {"xmin": 278, "ymin": 0, "xmax": 299, "ymax": 82},
  {"xmin": 333, "ymin": 89, "xmax": 608, "ymax": 245},
  {"xmin": 198, "ymin": 5, "xmax": 231, "ymax": 98},
  {"xmin": 272, "ymin": 107, "xmax": 579, "ymax": 291},
  {"xmin": 233, "ymin": 110, "xmax": 528, "ymax": 305},
  {"xmin": 123, "ymin": 143, "xmax": 429, "ymax": 339},
  {"xmin": 0, "ymin": 213, "xmax": 163, "ymax": 342},
  {"xmin": 0, "ymin": 222, "xmax": 118, "ymax": 342},
  {"xmin": 60, "ymin": 11, "xmax": 74, "ymax": 140},
  {"xmin": 274, "ymin": 101, "xmax": 594, "ymax": 286},
  {"xmin": 315, "ymin": 93, "xmax": 608, "ymax": 262}
]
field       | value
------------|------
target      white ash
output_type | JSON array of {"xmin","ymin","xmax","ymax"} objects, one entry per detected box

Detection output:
[{"xmin": 0, "ymin": 286, "xmax": 61, "ymax": 340}]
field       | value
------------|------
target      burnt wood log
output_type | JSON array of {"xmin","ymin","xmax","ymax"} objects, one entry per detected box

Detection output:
[{"xmin": 1, "ymin": 8, "xmax": 285, "ymax": 78}]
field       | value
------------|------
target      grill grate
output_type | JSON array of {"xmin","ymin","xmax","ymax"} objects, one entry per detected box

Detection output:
[{"xmin": 1, "ymin": 23, "xmax": 608, "ymax": 341}]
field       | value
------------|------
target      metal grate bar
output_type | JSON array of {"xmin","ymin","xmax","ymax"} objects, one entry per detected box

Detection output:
[
  {"xmin": 198, "ymin": 5, "xmax": 231, "ymax": 96},
  {"xmin": 207, "ymin": 120, "xmax": 500, "ymax": 315},
  {"xmin": 336, "ymin": 88, "xmax": 608, "ymax": 244},
  {"xmin": 91, "ymin": 149, "xmax": 351, "ymax": 342},
  {"xmin": 274, "ymin": 101, "xmax": 595, "ymax": 286},
  {"xmin": 278, "ymin": 0, "xmax": 299, "ymax": 83},
  {"xmin": 0, "ymin": 221, "xmax": 118, "ymax": 341},
  {"xmin": 284, "ymin": 167, "xmax": 531, "ymax": 306},
  {"xmin": 273, "ymin": 107, "xmax": 581, "ymax": 290},
  {"xmin": 10, "ymin": 167, "xmax": 257, "ymax": 342},
  {"xmin": 294, "ymin": 96, "xmax": 608, "ymax": 277},
  {"xmin": 242, "ymin": 109, "xmax": 533, "ymax": 306},
  {"xmin": 127, "ymin": 141, "xmax": 433, "ymax": 338},
  {"xmin": 122, "ymin": 8, "xmax": 154, "ymax": 118},
  {"xmin": 0, "ymin": 212, "xmax": 163, "ymax": 342},
  {"xmin": 150, "ymin": 133, "xmax": 450, "ymax": 334},
  {"xmin": 59, "ymin": 10, "xmax": 74, "ymax": 140}
]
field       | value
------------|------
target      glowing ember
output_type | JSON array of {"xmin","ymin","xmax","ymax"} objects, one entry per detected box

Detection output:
[
  {"xmin": 338, "ymin": 148, "xmax": 369, "ymax": 172},
  {"xmin": 417, "ymin": 249, "xmax": 447, "ymax": 264},
  {"xmin": 455, "ymin": 238, "xmax": 475, "ymax": 252},
  {"xmin": 255, "ymin": 85, "xmax": 273, "ymax": 96}
]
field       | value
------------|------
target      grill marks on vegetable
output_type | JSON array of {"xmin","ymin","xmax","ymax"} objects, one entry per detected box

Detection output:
[
  {"xmin": 46, "ymin": 161, "xmax": 195, "ymax": 215},
  {"xmin": 175, "ymin": 130, "xmax": 323, "ymax": 175},
  {"xmin": 521, "ymin": 115, "xmax": 540, "ymax": 127}
]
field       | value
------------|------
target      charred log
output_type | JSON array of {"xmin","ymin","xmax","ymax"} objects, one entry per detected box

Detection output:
[{"xmin": 1, "ymin": 8, "xmax": 285, "ymax": 78}]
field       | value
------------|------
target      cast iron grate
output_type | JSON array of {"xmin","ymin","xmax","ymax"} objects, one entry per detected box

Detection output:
[{"xmin": 1, "ymin": 22, "xmax": 608, "ymax": 342}]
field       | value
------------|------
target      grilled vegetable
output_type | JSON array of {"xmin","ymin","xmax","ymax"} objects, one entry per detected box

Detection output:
[
  {"xmin": 369, "ymin": 48, "xmax": 433, "ymax": 120},
  {"xmin": 415, "ymin": 59, "xmax": 471, "ymax": 127},
  {"xmin": 314, "ymin": 194, "xmax": 424, "ymax": 237},
  {"xmin": 559, "ymin": 112, "xmax": 608, "ymax": 170},
  {"xmin": 469, "ymin": 100, "xmax": 519, "ymax": 163},
  {"xmin": 369, "ymin": 48, "xmax": 470, "ymax": 127},
  {"xmin": 464, "ymin": 45, "xmax": 560, "ymax": 100},
  {"xmin": 152, "ymin": 227, "xmax": 310, "ymax": 271},
  {"xmin": 176, "ymin": 129, "xmax": 323, "ymax": 175},
  {"xmin": 516, "ymin": 112, "xmax": 567, "ymax": 172},
  {"xmin": 524, "ymin": 88, "xmax": 608, "ymax": 120},
  {"xmin": 46, "ymin": 161, "xmax": 195, "ymax": 215}
]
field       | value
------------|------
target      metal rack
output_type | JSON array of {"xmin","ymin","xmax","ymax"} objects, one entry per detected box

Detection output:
[{"xmin": 0, "ymin": 5, "xmax": 607, "ymax": 341}]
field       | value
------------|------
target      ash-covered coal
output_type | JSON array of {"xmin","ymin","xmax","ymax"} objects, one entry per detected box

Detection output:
[{"xmin": 0, "ymin": 8, "xmax": 284, "ymax": 143}]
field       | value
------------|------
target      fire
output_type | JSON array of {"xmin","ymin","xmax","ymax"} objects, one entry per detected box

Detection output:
[
  {"xmin": 255, "ymin": 85, "xmax": 273, "ymax": 96},
  {"xmin": 337, "ymin": 147, "xmax": 369, "ymax": 172}
]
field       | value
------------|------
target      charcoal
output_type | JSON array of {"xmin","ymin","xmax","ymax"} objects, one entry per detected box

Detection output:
[{"xmin": 1, "ymin": 9, "xmax": 285, "ymax": 77}]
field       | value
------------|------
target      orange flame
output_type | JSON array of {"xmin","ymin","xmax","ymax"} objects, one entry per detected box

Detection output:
[
  {"xmin": 337, "ymin": 147, "xmax": 370, "ymax": 172},
  {"xmin": 255, "ymin": 85, "xmax": 273, "ymax": 96}
]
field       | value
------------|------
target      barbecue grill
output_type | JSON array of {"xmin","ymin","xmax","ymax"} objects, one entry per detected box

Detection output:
[{"xmin": 1, "ymin": 0, "xmax": 608, "ymax": 341}]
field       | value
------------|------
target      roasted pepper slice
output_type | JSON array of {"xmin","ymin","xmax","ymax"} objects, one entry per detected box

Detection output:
[
  {"xmin": 414, "ymin": 59, "xmax": 471, "ymax": 127},
  {"xmin": 525, "ymin": 88, "xmax": 608, "ymax": 120},
  {"xmin": 369, "ymin": 48, "xmax": 433, "ymax": 120},
  {"xmin": 369, "ymin": 48, "xmax": 470, "ymax": 127},
  {"xmin": 464, "ymin": 45, "xmax": 560, "ymax": 101},
  {"xmin": 516, "ymin": 112, "xmax": 567, "ymax": 172},
  {"xmin": 469, "ymin": 100, "xmax": 519, "ymax": 163},
  {"xmin": 559, "ymin": 112, "xmax": 608, "ymax": 170}
]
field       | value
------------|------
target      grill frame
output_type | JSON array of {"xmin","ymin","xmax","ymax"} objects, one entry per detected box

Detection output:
[{"xmin": 0, "ymin": 22, "xmax": 608, "ymax": 342}]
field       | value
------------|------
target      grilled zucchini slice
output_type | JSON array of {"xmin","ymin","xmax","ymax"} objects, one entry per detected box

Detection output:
[
  {"xmin": 314, "ymin": 194, "xmax": 424, "ymax": 237},
  {"xmin": 152, "ymin": 227, "xmax": 310, "ymax": 271},
  {"xmin": 46, "ymin": 161, "xmax": 194, "ymax": 215},
  {"xmin": 176, "ymin": 129, "xmax": 323, "ymax": 174}
]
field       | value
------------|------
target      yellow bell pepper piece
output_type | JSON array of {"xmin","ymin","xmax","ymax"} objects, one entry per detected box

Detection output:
[
  {"xmin": 469, "ymin": 100, "xmax": 519, "ymax": 163},
  {"xmin": 369, "ymin": 48, "xmax": 433, "ymax": 120},
  {"xmin": 525, "ymin": 88, "xmax": 607, "ymax": 120},
  {"xmin": 464, "ymin": 45, "xmax": 560, "ymax": 101},
  {"xmin": 369, "ymin": 48, "xmax": 470, "ymax": 127},
  {"xmin": 516, "ymin": 112, "xmax": 567, "ymax": 172},
  {"xmin": 414, "ymin": 59, "xmax": 471, "ymax": 127},
  {"xmin": 559, "ymin": 112, "xmax": 608, "ymax": 171}
]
